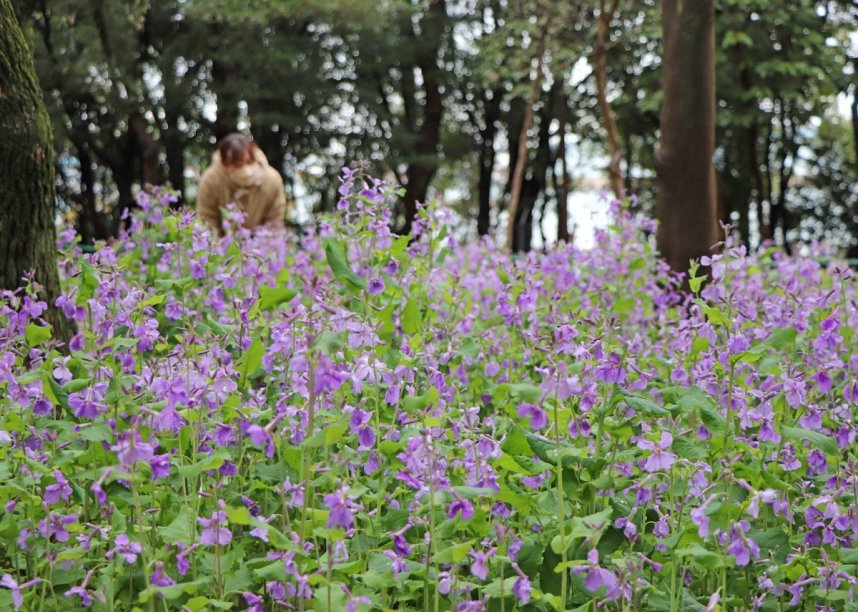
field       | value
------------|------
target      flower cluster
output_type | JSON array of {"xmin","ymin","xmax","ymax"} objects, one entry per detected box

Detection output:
[{"xmin": 0, "ymin": 171, "xmax": 856, "ymax": 610}]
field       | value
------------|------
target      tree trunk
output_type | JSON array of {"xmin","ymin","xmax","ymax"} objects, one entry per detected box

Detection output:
[
  {"xmin": 0, "ymin": 0, "xmax": 74, "ymax": 343},
  {"xmin": 510, "ymin": 84, "xmax": 554, "ymax": 253},
  {"xmin": 851, "ymin": 67, "xmax": 857, "ymax": 178},
  {"xmin": 655, "ymin": 0, "xmax": 718, "ymax": 276},
  {"xmin": 212, "ymin": 57, "xmax": 240, "ymax": 140},
  {"xmin": 477, "ymin": 89, "xmax": 501, "ymax": 237},
  {"xmin": 129, "ymin": 113, "xmax": 161, "ymax": 187},
  {"xmin": 506, "ymin": 16, "xmax": 551, "ymax": 251},
  {"xmin": 555, "ymin": 118, "xmax": 571, "ymax": 243},
  {"xmin": 400, "ymin": 0, "xmax": 448, "ymax": 236},
  {"xmin": 592, "ymin": 0, "xmax": 625, "ymax": 199}
]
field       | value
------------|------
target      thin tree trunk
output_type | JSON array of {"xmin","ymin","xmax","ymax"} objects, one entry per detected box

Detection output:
[
  {"xmin": 555, "ymin": 119, "xmax": 570, "ymax": 243},
  {"xmin": 130, "ymin": 113, "xmax": 161, "ymax": 187},
  {"xmin": 748, "ymin": 121, "xmax": 768, "ymax": 243},
  {"xmin": 477, "ymin": 89, "xmax": 501, "ymax": 237},
  {"xmin": 655, "ymin": 0, "xmax": 718, "ymax": 276},
  {"xmin": 506, "ymin": 16, "xmax": 551, "ymax": 251},
  {"xmin": 0, "ymin": 0, "xmax": 74, "ymax": 343},
  {"xmin": 400, "ymin": 0, "xmax": 448, "ymax": 236},
  {"xmin": 851, "ymin": 68, "xmax": 857, "ymax": 178},
  {"xmin": 592, "ymin": 0, "xmax": 625, "ymax": 199}
]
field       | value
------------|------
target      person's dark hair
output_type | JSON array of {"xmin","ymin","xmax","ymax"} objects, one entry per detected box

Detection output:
[{"xmin": 217, "ymin": 133, "xmax": 255, "ymax": 168}]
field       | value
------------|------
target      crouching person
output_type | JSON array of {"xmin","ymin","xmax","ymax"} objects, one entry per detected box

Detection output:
[{"xmin": 196, "ymin": 133, "xmax": 289, "ymax": 234}]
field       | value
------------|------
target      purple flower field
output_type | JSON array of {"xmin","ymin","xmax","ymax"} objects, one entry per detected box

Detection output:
[{"xmin": 1, "ymin": 172, "xmax": 857, "ymax": 611}]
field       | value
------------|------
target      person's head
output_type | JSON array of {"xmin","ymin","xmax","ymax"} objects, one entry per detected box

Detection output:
[{"xmin": 217, "ymin": 133, "xmax": 257, "ymax": 169}]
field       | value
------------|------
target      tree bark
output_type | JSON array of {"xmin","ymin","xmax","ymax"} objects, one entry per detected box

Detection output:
[
  {"xmin": 129, "ymin": 113, "xmax": 161, "ymax": 187},
  {"xmin": 851, "ymin": 64, "xmax": 858, "ymax": 178},
  {"xmin": 0, "ymin": 0, "xmax": 74, "ymax": 343},
  {"xmin": 655, "ymin": 0, "xmax": 718, "ymax": 276},
  {"xmin": 506, "ymin": 15, "xmax": 551, "ymax": 251},
  {"xmin": 476, "ymin": 89, "xmax": 501, "ymax": 236},
  {"xmin": 592, "ymin": 0, "xmax": 625, "ymax": 200},
  {"xmin": 400, "ymin": 0, "xmax": 448, "ymax": 236},
  {"xmin": 850, "ymin": 72, "xmax": 858, "ymax": 176},
  {"xmin": 555, "ymin": 117, "xmax": 571, "ymax": 243}
]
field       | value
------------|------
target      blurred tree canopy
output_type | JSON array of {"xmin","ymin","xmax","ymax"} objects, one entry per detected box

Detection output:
[{"xmin": 12, "ymin": 0, "xmax": 858, "ymax": 254}]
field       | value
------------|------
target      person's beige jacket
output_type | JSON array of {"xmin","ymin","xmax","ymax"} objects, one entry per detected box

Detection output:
[{"xmin": 196, "ymin": 148, "xmax": 288, "ymax": 233}]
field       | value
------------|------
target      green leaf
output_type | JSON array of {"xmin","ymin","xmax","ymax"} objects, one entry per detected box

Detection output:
[
  {"xmin": 78, "ymin": 424, "xmax": 113, "ymax": 442},
  {"xmin": 432, "ymin": 539, "xmax": 474, "ymax": 564},
  {"xmin": 781, "ymin": 426, "xmax": 838, "ymax": 456},
  {"xmin": 139, "ymin": 578, "xmax": 209, "ymax": 602},
  {"xmin": 236, "ymin": 338, "xmax": 265, "ymax": 387},
  {"xmin": 501, "ymin": 426, "xmax": 533, "ymax": 456},
  {"xmin": 672, "ymin": 435, "xmax": 708, "ymax": 460},
  {"xmin": 620, "ymin": 391, "xmax": 669, "ymax": 416},
  {"xmin": 675, "ymin": 544, "xmax": 728, "ymax": 571},
  {"xmin": 24, "ymin": 323, "xmax": 52, "ymax": 347},
  {"xmin": 314, "ymin": 331, "xmax": 345, "ymax": 355},
  {"xmin": 323, "ymin": 237, "xmax": 366, "ymax": 291},
  {"xmin": 401, "ymin": 387, "xmax": 439, "ymax": 413},
  {"xmin": 313, "ymin": 585, "xmax": 348, "ymax": 611},
  {"xmin": 177, "ymin": 449, "xmax": 229, "ymax": 478},
  {"xmin": 402, "ymin": 297, "xmax": 422, "ymax": 335},
  {"xmin": 62, "ymin": 378, "xmax": 92, "ymax": 394},
  {"xmin": 506, "ymin": 383, "xmax": 543, "ymax": 403},
  {"xmin": 158, "ymin": 506, "xmax": 195, "ymax": 544},
  {"xmin": 390, "ymin": 234, "xmax": 410, "ymax": 257},
  {"xmin": 256, "ymin": 286, "xmax": 298, "ymax": 312},
  {"xmin": 676, "ymin": 386, "xmax": 724, "ymax": 434},
  {"xmin": 482, "ymin": 576, "xmax": 518, "ymax": 598},
  {"xmin": 139, "ymin": 294, "xmax": 166, "ymax": 308},
  {"xmin": 41, "ymin": 372, "xmax": 69, "ymax": 410},
  {"xmin": 762, "ymin": 327, "xmax": 798, "ymax": 350},
  {"xmin": 567, "ymin": 507, "xmax": 613, "ymax": 545},
  {"xmin": 840, "ymin": 549, "xmax": 858, "ymax": 564},
  {"xmin": 226, "ymin": 505, "xmax": 252, "ymax": 525}
]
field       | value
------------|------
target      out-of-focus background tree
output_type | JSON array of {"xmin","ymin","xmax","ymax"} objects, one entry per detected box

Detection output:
[{"xmin": 10, "ymin": 0, "xmax": 858, "ymax": 255}]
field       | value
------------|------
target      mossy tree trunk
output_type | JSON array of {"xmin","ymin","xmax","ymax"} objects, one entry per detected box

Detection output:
[{"xmin": 0, "ymin": 0, "xmax": 74, "ymax": 344}]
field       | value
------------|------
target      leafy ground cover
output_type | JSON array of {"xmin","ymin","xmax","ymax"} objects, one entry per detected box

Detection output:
[{"xmin": 1, "ymin": 173, "xmax": 857, "ymax": 611}]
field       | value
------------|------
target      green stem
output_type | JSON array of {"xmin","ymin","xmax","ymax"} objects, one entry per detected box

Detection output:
[{"xmin": 554, "ymin": 401, "xmax": 568, "ymax": 608}]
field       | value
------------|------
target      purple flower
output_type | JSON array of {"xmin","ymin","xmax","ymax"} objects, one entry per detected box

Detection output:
[
  {"xmin": 150, "ymin": 562, "xmax": 175, "ymax": 587},
  {"xmin": 243, "ymin": 592, "xmax": 264, "ymax": 612},
  {"xmin": 347, "ymin": 594, "xmax": 372, "ymax": 612},
  {"xmin": 68, "ymin": 389, "xmax": 106, "ymax": 419},
  {"xmin": 574, "ymin": 549, "xmax": 617, "ymax": 593},
  {"xmin": 384, "ymin": 383, "xmax": 401, "ymax": 406},
  {"xmin": 246, "ymin": 425, "xmax": 275, "ymax": 458},
  {"xmin": 198, "ymin": 510, "xmax": 232, "ymax": 546},
  {"xmin": 470, "ymin": 549, "xmax": 492, "ymax": 581},
  {"xmin": 638, "ymin": 431, "xmax": 676, "ymax": 472},
  {"xmin": 447, "ymin": 499, "xmax": 475, "ymax": 520},
  {"xmin": 37, "ymin": 512, "xmax": 77, "ymax": 542},
  {"xmin": 1, "ymin": 574, "xmax": 40, "ymax": 611},
  {"xmin": 149, "ymin": 454, "xmax": 170, "ymax": 480},
  {"xmin": 368, "ymin": 278, "xmax": 385, "ymax": 295},
  {"xmin": 726, "ymin": 524, "xmax": 760, "ymax": 567},
  {"xmin": 349, "ymin": 408, "xmax": 375, "ymax": 450},
  {"xmin": 267, "ymin": 581, "xmax": 287, "ymax": 600},
  {"xmin": 107, "ymin": 533, "xmax": 143, "ymax": 564},
  {"xmin": 392, "ymin": 534, "xmax": 412, "ymax": 556},
  {"xmin": 64, "ymin": 585, "xmax": 93, "ymax": 607},
  {"xmin": 44, "ymin": 470, "xmax": 73, "ymax": 505},
  {"xmin": 512, "ymin": 575, "xmax": 531, "ymax": 604},
  {"xmin": 111, "ymin": 432, "xmax": 156, "ymax": 466},
  {"xmin": 517, "ymin": 403, "xmax": 547, "ymax": 430},
  {"xmin": 324, "ymin": 490, "xmax": 355, "ymax": 530},
  {"xmin": 213, "ymin": 423, "xmax": 234, "ymax": 447},
  {"xmin": 690, "ymin": 507, "xmax": 710, "ymax": 538}
]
